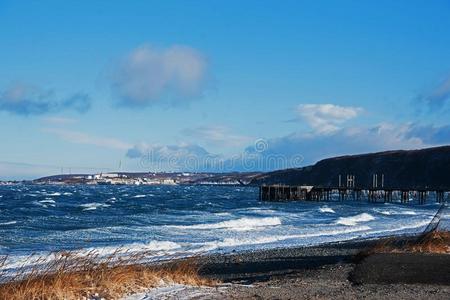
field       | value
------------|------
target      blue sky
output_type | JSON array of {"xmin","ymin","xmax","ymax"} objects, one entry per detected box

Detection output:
[{"xmin": 1, "ymin": 0, "xmax": 450, "ymax": 179}]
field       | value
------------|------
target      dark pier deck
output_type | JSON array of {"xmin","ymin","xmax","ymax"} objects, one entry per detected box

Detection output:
[{"xmin": 259, "ymin": 185, "xmax": 449, "ymax": 204}]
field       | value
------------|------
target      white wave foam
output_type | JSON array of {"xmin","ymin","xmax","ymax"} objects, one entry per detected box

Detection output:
[
  {"xmin": 80, "ymin": 203, "xmax": 111, "ymax": 211},
  {"xmin": 86, "ymin": 240, "xmax": 181, "ymax": 256},
  {"xmin": 1, "ymin": 240, "xmax": 181, "ymax": 272},
  {"xmin": 63, "ymin": 192, "xmax": 73, "ymax": 196},
  {"xmin": 201, "ymin": 226, "xmax": 371, "ymax": 250},
  {"xmin": 169, "ymin": 217, "xmax": 282, "ymax": 232},
  {"xmin": 39, "ymin": 199, "xmax": 56, "ymax": 204},
  {"xmin": 247, "ymin": 208, "xmax": 277, "ymax": 214},
  {"xmin": 132, "ymin": 195, "xmax": 146, "ymax": 198},
  {"xmin": 369, "ymin": 220, "xmax": 431, "ymax": 234},
  {"xmin": 33, "ymin": 201, "xmax": 55, "ymax": 208},
  {"xmin": 319, "ymin": 206, "xmax": 335, "ymax": 213},
  {"xmin": 0, "ymin": 221, "xmax": 17, "ymax": 226},
  {"xmin": 377, "ymin": 210, "xmax": 416, "ymax": 216},
  {"xmin": 336, "ymin": 213, "xmax": 375, "ymax": 226},
  {"xmin": 214, "ymin": 212, "xmax": 231, "ymax": 216},
  {"xmin": 45, "ymin": 192, "xmax": 61, "ymax": 196}
]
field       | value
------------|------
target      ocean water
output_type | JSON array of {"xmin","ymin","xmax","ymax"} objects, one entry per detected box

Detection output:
[{"xmin": 0, "ymin": 184, "xmax": 446, "ymax": 273}]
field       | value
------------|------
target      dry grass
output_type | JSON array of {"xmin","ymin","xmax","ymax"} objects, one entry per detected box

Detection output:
[
  {"xmin": 0, "ymin": 250, "xmax": 217, "ymax": 300},
  {"xmin": 408, "ymin": 230, "xmax": 450, "ymax": 254},
  {"xmin": 360, "ymin": 230, "xmax": 450, "ymax": 258}
]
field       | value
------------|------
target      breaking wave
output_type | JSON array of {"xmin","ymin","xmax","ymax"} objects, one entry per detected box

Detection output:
[
  {"xmin": 319, "ymin": 206, "xmax": 335, "ymax": 213},
  {"xmin": 168, "ymin": 217, "xmax": 282, "ymax": 232},
  {"xmin": 336, "ymin": 213, "xmax": 375, "ymax": 226},
  {"xmin": 201, "ymin": 225, "xmax": 371, "ymax": 250},
  {"xmin": 39, "ymin": 199, "xmax": 56, "ymax": 204},
  {"xmin": 0, "ymin": 221, "xmax": 17, "ymax": 226},
  {"xmin": 132, "ymin": 194, "xmax": 146, "ymax": 198},
  {"xmin": 79, "ymin": 203, "xmax": 111, "ymax": 211},
  {"xmin": 1, "ymin": 240, "xmax": 182, "ymax": 273},
  {"xmin": 376, "ymin": 209, "xmax": 417, "ymax": 216}
]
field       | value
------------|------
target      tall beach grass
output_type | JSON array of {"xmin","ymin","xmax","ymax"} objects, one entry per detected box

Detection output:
[{"xmin": 0, "ymin": 249, "xmax": 216, "ymax": 300}]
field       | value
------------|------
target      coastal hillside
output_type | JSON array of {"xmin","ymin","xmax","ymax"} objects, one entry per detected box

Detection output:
[{"xmin": 250, "ymin": 146, "xmax": 450, "ymax": 189}]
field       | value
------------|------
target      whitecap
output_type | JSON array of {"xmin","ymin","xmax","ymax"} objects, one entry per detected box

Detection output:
[
  {"xmin": 336, "ymin": 213, "xmax": 375, "ymax": 226},
  {"xmin": 319, "ymin": 206, "xmax": 335, "ymax": 213},
  {"xmin": 39, "ymin": 199, "xmax": 56, "ymax": 204},
  {"xmin": 32, "ymin": 201, "xmax": 52, "ymax": 208},
  {"xmin": 248, "ymin": 208, "xmax": 277, "ymax": 214},
  {"xmin": 85, "ymin": 240, "xmax": 182, "ymax": 256},
  {"xmin": 200, "ymin": 226, "xmax": 371, "ymax": 250},
  {"xmin": 168, "ymin": 217, "xmax": 282, "ymax": 232},
  {"xmin": 214, "ymin": 212, "xmax": 232, "ymax": 216},
  {"xmin": 377, "ymin": 210, "xmax": 416, "ymax": 216},
  {"xmin": 80, "ymin": 203, "xmax": 110, "ymax": 211},
  {"xmin": 45, "ymin": 192, "xmax": 61, "ymax": 196},
  {"xmin": 0, "ymin": 221, "xmax": 17, "ymax": 226},
  {"xmin": 1, "ymin": 240, "xmax": 181, "ymax": 274},
  {"xmin": 132, "ymin": 194, "xmax": 146, "ymax": 198}
]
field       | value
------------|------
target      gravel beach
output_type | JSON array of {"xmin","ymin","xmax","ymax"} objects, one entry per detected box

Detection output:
[{"xmin": 128, "ymin": 237, "xmax": 450, "ymax": 299}]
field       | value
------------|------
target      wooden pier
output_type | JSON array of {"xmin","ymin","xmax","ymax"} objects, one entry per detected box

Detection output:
[
  {"xmin": 259, "ymin": 185, "xmax": 449, "ymax": 204},
  {"xmin": 259, "ymin": 174, "xmax": 449, "ymax": 204}
]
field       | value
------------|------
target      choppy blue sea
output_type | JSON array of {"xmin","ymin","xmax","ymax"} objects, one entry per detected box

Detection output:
[{"xmin": 0, "ymin": 184, "xmax": 447, "ymax": 272}]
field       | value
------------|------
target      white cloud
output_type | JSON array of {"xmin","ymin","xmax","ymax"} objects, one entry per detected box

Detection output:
[
  {"xmin": 43, "ymin": 128, "xmax": 132, "ymax": 150},
  {"xmin": 111, "ymin": 45, "xmax": 209, "ymax": 107},
  {"xmin": 296, "ymin": 104, "xmax": 363, "ymax": 134}
]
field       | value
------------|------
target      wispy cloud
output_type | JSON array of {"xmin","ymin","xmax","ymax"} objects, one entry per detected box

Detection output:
[
  {"xmin": 42, "ymin": 116, "xmax": 78, "ymax": 125},
  {"xmin": 417, "ymin": 75, "xmax": 450, "ymax": 112},
  {"xmin": 243, "ymin": 120, "xmax": 450, "ymax": 168},
  {"xmin": 296, "ymin": 104, "xmax": 363, "ymax": 134},
  {"xmin": 0, "ymin": 83, "xmax": 91, "ymax": 116},
  {"xmin": 182, "ymin": 125, "xmax": 253, "ymax": 147},
  {"xmin": 110, "ymin": 45, "xmax": 210, "ymax": 107},
  {"xmin": 123, "ymin": 120, "xmax": 450, "ymax": 172},
  {"xmin": 43, "ymin": 128, "xmax": 131, "ymax": 150},
  {"xmin": 404, "ymin": 123, "xmax": 450, "ymax": 144},
  {"xmin": 0, "ymin": 160, "xmax": 111, "ymax": 180},
  {"xmin": 126, "ymin": 142, "xmax": 221, "ymax": 172},
  {"xmin": 242, "ymin": 122, "xmax": 426, "ymax": 167}
]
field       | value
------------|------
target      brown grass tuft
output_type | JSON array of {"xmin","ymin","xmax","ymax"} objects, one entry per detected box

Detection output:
[
  {"xmin": 409, "ymin": 230, "xmax": 450, "ymax": 254},
  {"xmin": 358, "ymin": 230, "xmax": 450, "ymax": 258},
  {"xmin": 0, "ymin": 250, "xmax": 217, "ymax": 300}
]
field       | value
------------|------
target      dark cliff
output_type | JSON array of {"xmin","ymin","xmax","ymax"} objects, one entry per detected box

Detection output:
[{"xmin": 250, "ymin": 146, "xmax": 450, "ymax": 189}]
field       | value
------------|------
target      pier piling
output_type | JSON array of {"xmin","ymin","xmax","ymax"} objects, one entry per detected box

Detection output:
[{"xmin": 260, "ymin": 185, "xmax": 447, "ymax": 205}]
